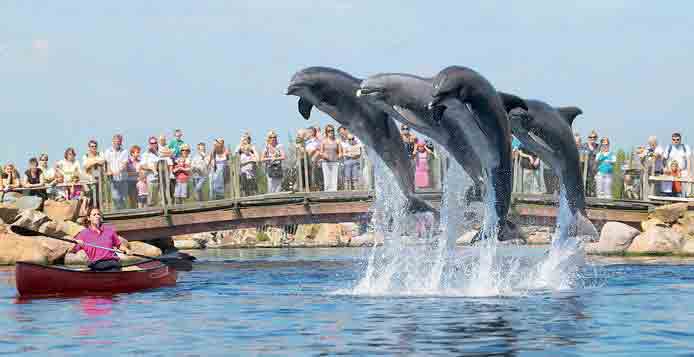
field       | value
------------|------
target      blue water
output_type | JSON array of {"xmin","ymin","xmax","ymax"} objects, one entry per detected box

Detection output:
[{"xmin": 1, "ymin": 247, "xmax": 694, "ymax": 356}]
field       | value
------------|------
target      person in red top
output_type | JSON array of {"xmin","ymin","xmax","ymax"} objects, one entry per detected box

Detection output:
[
  {"xmin": 172, "ymin": 147, "xmax": 191, "ymax": 204},
  {"xmin": 72, "ymin": 208, "xmax": 131, "ymax": 271}
]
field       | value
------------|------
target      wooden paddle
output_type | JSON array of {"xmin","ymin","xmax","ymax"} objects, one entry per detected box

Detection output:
[{"xmin": 10, "ymin": 225, "xmax": 195, "ymax": 272}]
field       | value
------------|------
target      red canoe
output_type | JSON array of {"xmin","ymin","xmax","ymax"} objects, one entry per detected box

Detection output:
[{"xmin": 15, "ymin": 260, "xmax": 178, "ymax": 297}]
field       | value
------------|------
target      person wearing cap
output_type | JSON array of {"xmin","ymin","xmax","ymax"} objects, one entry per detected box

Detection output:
[
  {"xmin": 342, "ymin": 134, "xmax": 363, "ymax": 190},
  {"xmin": 172, "ymin": 144, "xmax": 192, "ymax": 204},
  {"xmin": 167, "ymin": 129, "xmax": 185, "ymax": 158},
  {"xmin": 141, "ymin": 136, "xmax": 164, "ymax": 206},
  {"xmin": 664, "ymin": 132, "xmax": 691, "ymax": 196}
]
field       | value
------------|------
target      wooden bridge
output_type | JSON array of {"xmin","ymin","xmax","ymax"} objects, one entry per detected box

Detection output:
[{"xmin": 104, "ymin": 190, "xmax": 656, "ymax": 241}]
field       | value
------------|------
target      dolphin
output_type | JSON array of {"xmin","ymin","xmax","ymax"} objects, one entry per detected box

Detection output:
[
  {"xmin": 286, "ymin": 66, "xmax": 436, "ymax": 214},
  {"xmin": 356, "ymin": 73, "xmax": 485, "ymax": 201},
  {"xmin": 428, "ymin": 66, "xmax": 526, "ymax": 242},
  {"xmin": 503, "ymin": 98, "xmax": 594, "ymax": 239}
]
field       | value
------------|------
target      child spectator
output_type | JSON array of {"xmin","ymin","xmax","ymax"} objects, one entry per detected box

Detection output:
[
  {"xmin": 413, "ymin": 140, "xmax": 434, "ymax": 189},
  {"xmin": 662, "ymin": 160, "xmax": 683, "ymax": 198},
  {"xmin": 136, "ymin": 171, "xmax": 148, "ymax": 208},
  {"xmin": 172, "ymin": 154, "xmax": 191, "ymax": 204},
  {"xmin": 68, "ymin": 174, "xmax": 83, "ymax": 201}
]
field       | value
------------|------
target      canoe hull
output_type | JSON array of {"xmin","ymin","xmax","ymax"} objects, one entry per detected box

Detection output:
[{"xmin": 16, "ymin": 261, "xmax": 178, "ymax": 297}]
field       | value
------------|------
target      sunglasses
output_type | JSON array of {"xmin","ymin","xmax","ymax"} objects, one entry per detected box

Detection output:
[
  {"xmin": 149, "ymin": 142, "xmax": 157, "ymax": 145},
  {"xmin": 588, "ymin": 136, "xmax": 597, "ymax": 139},
  {"xmin": 89, "ymin": 145, "xmax": 97, "ymax": 148}
]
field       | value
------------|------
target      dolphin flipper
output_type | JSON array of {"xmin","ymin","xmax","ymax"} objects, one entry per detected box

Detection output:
[{"xmin": 298, "ymin": 97, "xmax": 313, "ymax": 119}]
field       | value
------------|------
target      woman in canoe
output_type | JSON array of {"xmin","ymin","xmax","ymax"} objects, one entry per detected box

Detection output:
[{"xmin": 73, "ymin": 207, "xmax": 132, "ymax": 271}]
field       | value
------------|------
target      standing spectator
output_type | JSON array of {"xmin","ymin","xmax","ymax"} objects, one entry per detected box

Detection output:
[
  {"xmin": 304, "ymin": 127, "xmax": 323, "ymax": 191},
  {"xmin": 125, "ymin": 145, "xmax": 142, "ymax": 208},
  {"xmin": 320, "ymin": 125, "xmax": 342, "ymax": 191},
  {"xmin": 37, "ymin": 154, "xmax": 56, "ymax": 187},
  {"xmin": 167, "ymin": 129, "xmax": 185, "ymax": 158},
  {"xmin": 584, "ymin": 130, "xmax": 600, "ymax": 197},
  {"xmin": 82, "ymin": 140, "xmax": 106, "ymax": 182},
  {"xmin": 638, "ymin": 136, "xmax": 664, "ymax": 196},
  {"xmin": 338, "ymin": 126, "xmax": 350, "ymax": 189},
  {"xmin": 56, "ymin": 147, "xmax": 82, "ymax": 184},
  {"xmin": 235, "ymin": 132, "xmax": 258, "ymax": 155},
  {"xmin": 518, "ymin": 148, "xmax": 542, "ymax": 193},
  {"xmin": 239, "ymin": 143, "xmax": 258, "ymax": 196},
  {"xmin": 1, "ymin": 164, "xmax": 21, "ymax": 199},
  {"xmin": 141, "ymin": 137, "xmax": 165, "ymax": 207},
  {"xmin": 191, "ymin": 142, "xmax": 210, "ymax": 201},
  {"xmin": 158, "ymin": 135, "xmax": 176, "ymax": 201},
  {"xmin": 575, "ymin": 132, "xmax": 589, "ymax": 183},
  {"xmin": 263, "ymin": 130, "xmax": 286, "ymax": 193},
  {"xmin": 172, "ymin": 147, "xmax": 191, "ymax": 204},
  {"xmin": 400, "ymin": 124, "xmax": 417, "ymax": 156},
  {"xmin": 208, "ymin": 138, "xmax": 230, "ymax": 200},
  {"xmin": 343, "ymin": 134, "xmax": 363, "ymax": 190},
  {"xmin": 136, "ymin": 171, "xmax": 148, "ymax": 208},
  {"xmin": 103, "ymin": 134, "xmax": 129, "ymax": 210},
  {"xmin": 23, "ymin": 157, "xmax": 47, "ymax": 200},
  {"xmin": 413, "ymin": 140, "xmax": 434, "ymax": 189},
  {"xmin": 595, "ymin": 137, "xmax": 617, "ymax": 199},
  {"xmin": 663, "ymin": 132, "xmax": 691, "ymax": 196},
  {"xmin": 294, "ymin": 130, "xmax": 310, "ymax": 191}
]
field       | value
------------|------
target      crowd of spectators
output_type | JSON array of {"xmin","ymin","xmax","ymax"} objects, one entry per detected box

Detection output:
[{"xmin": 2, "ymin": 124, "xmax": 690, "ymax": 209}]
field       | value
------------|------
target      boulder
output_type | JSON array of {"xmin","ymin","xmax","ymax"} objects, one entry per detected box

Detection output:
[
  {"xmin": 174, "ymin": 239, "xmax": 204, "ymax": 250},
  {"xmin": 43, "ymin": 200, "xmax": 80, "ymax": 222},
  {"xmin": 641, "ymin": 218, "xmax": 667, "ymax": 232},
  {"xmin": 680, "ymin": 239, "xmax": 694, "ymax": 255},
  {"xmin": 626, "ymin": 226, "xmax": 683, "ymax": 254},
  {"xmin": 13, "ymin": 196, "xmax": 43, "ymax": 211},
  {"xmin": 456, "ymin": 230, "xmax": 478, "ymax": 245},
  {"xmin": 12, "ymin": 210, "xmax": 51, "ymax": 232},
  {"xmin": 650, "ymin": 203, "xmax": 689, "ymax": 224},
  {"xmin": 0, "ymin": 232, "xmax": 73, "ymax": 265},
  {"xmin": 56, "ymin": 220, "xmax": 85, "ymax": 238},
  {"xmin": 65, "ymin": 250, "xmax": 88, "ymax": 265},
  {"xmin": 676, "ymin": 212, "xmax": 694, "ymax": 237},
  {"xmin": 210, "ymin": 228, "xmax": 258, "ymax": 248},
  {"xmin": 348, "ymin": 232, "xmax": 383, "ymax": 247},
  {"xmin": 310, "ymin": 224, "xmax": 349, "ymax": 246},
  {"xmin": 0, "ymin": 203, "xmax": 20, "ymax": 223},
  {"xmin": 127, "ymin": 241, "xmax": 162, "ymax": 257},
  {"xmin": 594, "ymin": 222, "xmax": 641, "ymax": 254},
  {"xmin": 526, "ymin": 231, "xmax": 552, "ymax": 245}
]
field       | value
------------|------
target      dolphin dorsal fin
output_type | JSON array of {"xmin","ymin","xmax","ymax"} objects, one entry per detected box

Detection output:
[
  {"xmin": 557, "ymin": 106, "xmax": 583, "ymax": 126},
  {"xmin": 498, "ymin": 92, "xmax": 528, "ymax": 112}
]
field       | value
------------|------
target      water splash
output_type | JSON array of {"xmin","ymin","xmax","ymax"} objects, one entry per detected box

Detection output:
[{"xmin": 348, "ymin": 149, "xmax": 592, "ymax": 297}]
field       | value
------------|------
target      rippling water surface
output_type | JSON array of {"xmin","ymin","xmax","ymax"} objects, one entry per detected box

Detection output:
[{"xmin": 1, "ymin": 248, "xmax": 694, "ymax": 356}]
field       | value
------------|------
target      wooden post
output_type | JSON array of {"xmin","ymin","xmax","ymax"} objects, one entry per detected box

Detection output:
[
  {"xmin": 97, "ymin": 166, "xmax": 105, "ymax": 210},
  {"xmin": 581, "ymin": 152, "xmax": 589, "ymax": 191},
  {"xmin": 231, "ymin": 155, "xmax": 241, "ymax": 199},
  {"xmin": 303, "ymin": 151, "xmax": 310, "ymax": 193}
]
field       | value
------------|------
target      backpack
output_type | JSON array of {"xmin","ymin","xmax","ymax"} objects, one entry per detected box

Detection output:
[{"xmin": 267, "ymin": 160, "xmax": 283, "ymax": 178}]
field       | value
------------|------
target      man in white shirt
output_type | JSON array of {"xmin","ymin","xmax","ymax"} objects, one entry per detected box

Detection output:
[
  {"xmin": 141, "ymin": 136, "xmax": 163, "ymax": 206},
  {"xmin": 102, "ymin": 134, "xmax": 129, "ymax": 210},
  {"xmin": 342, "ymin": 134, "xmax": 363, "ymax": 190},
  {"xmin": 664, "ymin": 132, "xmax": 691, "ymax": 196},
  {"xmin": 191, "ymin": 142, "xmax": 210, "ymax": 201}
]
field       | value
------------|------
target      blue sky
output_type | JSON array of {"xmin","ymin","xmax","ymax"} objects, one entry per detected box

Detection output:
[{"xmin": 2, "ymin": 1, "xmax": 692, "ymax": 169}]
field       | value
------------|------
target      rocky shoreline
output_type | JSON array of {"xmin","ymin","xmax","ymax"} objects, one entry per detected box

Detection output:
[{"xmin": 2, "ymin": 198, "xmax": 694, "ymax": 266}]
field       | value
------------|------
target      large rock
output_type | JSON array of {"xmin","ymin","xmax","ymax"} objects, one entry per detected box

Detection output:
[
  {"xmin": 456, "ymin": 230, "xmax": 478, "ymax": 245},
  {"xmin": 641, "ymin": 218, "xmax": 667, "ymax": 232},
  {"xmin": 14, "ymin": 196, "xmax": 44, "ymax": 211},
  {"xmin": 680, "ymin": 239, "xmax": 694, "ymax": 255},
  {"xmin": 0, "ymin": 203, "xmax": 20, "ymax": 223},
  {"xmin": 526, "ymin": 232, "xmax": 552, "ymax": 245},
  {"xmin": 594, "ymin": 222, "xmax": 641, "ymax": 254},
  {"xmin": 676, "ymin": 212, "xmax": 694, "ymax": 237},
  {"xmin": 210, "ymin": 228, "xmax": 258, "ymax": 248},
  {"xmin": 349, "ymin": 232, "xmax": 383, "ymax": 247},
  {"xmin": 293, "ymin": 224, "xmax": 349, "ymax": 247},
  {"xmin": 12, "ymin": 210, "xmax": 51, "ymax": 232},
  {"xmin": 650, "ymin": 203, "xmax": 689, "ymax": 224},
  {"xmin": 37, "ymin": 220, "xmax": 84, "ymax": 238},
  {"xmin": 626, "ymin": 226, "xmax": 684, "ymax": 254},
  {"xmin": 0, "ymin": 232, "xmax": 73, "ymax": 265},
  {"xmin": 43, "ymin": 200, "xmax": 80, "ymax": 222},
  {"xmin": 174, "ymin": 239, "xmax": 204, "ymax": 250},
  {"xmin": 128, "ymin": 241, "xmax": 162, "ymax": 257}
]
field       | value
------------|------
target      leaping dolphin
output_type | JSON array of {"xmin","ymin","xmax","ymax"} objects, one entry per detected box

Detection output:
[
  {"xmin": 503, "ymin": 98, "xmax": 595, "ymax": 239},
  {"xmin": 428, "ymin": 66, "xmax": 526, "ymax": 242},
  {"xmin": 286, "ymin": 66, "xmax": 436, "ymax": 214},
  {"xmin": 356, "ymin": 73, "xmax": 485, "ymax": 202}
]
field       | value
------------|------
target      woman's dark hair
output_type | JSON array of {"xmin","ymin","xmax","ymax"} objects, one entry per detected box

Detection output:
[
  {"xmin": 83, "ymin": 207, "xmax": 100, "ymax": 227},
  {"xmin": 28, "ymin": 157, "xmax": 39, "ymax": 166}
]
